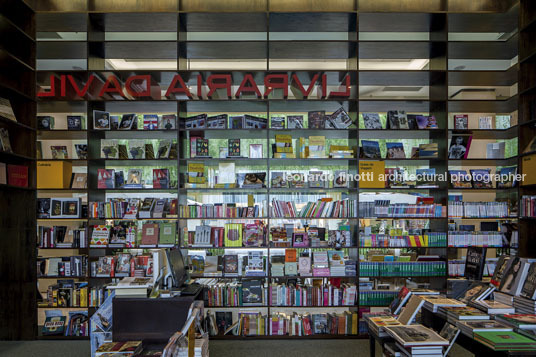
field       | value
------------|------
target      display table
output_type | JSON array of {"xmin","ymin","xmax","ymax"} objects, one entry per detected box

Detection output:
[{"xmin": 113, "ymin": 292, "xmax": 201, "ymax": 343}]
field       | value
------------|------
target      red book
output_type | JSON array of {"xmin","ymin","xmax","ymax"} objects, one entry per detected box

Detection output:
[
  {"xmin": 97, "ymin": 169, "xmax": 115, "ymax": 189},
  {"xmin": 152, "ymin": 169, "xmax": 169, "ymax": 189},
  {"xmin": 141, "ymin": 223, "xmax": 159, "ymax": 246},
  {"xmin": 7, "ymin": 164, "xmax": 28, "ymax": 187}
]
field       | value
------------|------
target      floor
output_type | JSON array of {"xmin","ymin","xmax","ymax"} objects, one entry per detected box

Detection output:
[{"xmin": 0, "ymin": 340, "xmax": 474, "ymax": 357}]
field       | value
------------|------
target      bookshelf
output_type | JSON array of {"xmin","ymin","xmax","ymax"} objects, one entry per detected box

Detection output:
[
  {"xmin": 0, "ymin": 0, "xmax": 36, "ymax": 340},
  {"xmin": 31, "ymin": 0, "xmax": 525, "ymax": 340}
]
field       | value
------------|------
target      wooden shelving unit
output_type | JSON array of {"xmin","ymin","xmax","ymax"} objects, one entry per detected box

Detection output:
[
  {"xmin": 30, "ymin": 0, "xmax": 529, "ymax": 340},
  {"xmin": 0, "ymin": 0, "xmax": 36, "ymax": 341}
]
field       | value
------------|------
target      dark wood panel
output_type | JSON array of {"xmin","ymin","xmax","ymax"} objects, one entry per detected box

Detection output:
[
  {"xmin": 36, "ymin": 13, "xmax": 87, "ymax": 32},
  {"xmin": 180, "ymin": 13, "xmax": 266, "ymax": 32},
  {"xmin": 104, "ymin": 42, "xmax": 177, "ymax": 59},
  {"xmin": 448, "ymin": 36, "xmax": 518, "ymax": 59},
  {"xmin": 270, "ymin": 12, "xmax": 356, "ymax": 32},
  {"xmin": 270, "ymin": 41, "xmax": 356, "ymax": 59},
  {"xmin": 180, "ymin": 41, "xmax": 266, "ymax": 59},
  {"xmin": 448, "ymin": 67, "xmax": 518, "ymax": 86},
  {"xmin": 359, "ymin": 13, "xmax": 434, "ymax": 32},
  {"xmin": 359, "ymin": 42, "xmax": 434, "ymax": 59},
  {"xmin": 37, "ymin": 41, "xmax": 87, "ymax": 60},
  {"xmin": 448, "ymin": 4, "xmax": 518, "ymax": 32}
]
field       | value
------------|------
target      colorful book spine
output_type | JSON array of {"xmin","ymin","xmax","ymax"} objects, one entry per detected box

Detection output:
[
  {"xmin": 448, "ymin": 231, "xmax": 505, "ymax": 247},
  {"xmin": 359, "ymin": 261, "xmax": 446, "ymax": 277},
  {"xmin": 359, "ymin": 290, "xmax": 398, "ymax": 306},
  {"xmin": 359, "ymin": 232, "xmax": 447, "ymax": 247},
  {"xmin": 448, "ymin": 201, "xmax": 509, "ymax": 218},
  {"xmin": 520, "ymin": 196, "xmax": 536, "ymax": 217}
]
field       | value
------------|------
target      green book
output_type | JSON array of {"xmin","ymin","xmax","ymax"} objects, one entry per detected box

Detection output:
[
  {"xmin": 474, "ymin": 331, "xmax": 536, "ymax": 351},
  {"xmin": 159, "ymin": 222, "xmax": 176, "ymax": 247}
]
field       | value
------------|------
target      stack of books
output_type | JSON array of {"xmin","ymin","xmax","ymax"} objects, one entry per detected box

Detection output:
[
  {"xmin": 472, "ymin": 300, "xmax": 515, "ymax": 314},
  {"xmin": 439, "ymin": 306, "xmax": 489, "ymax": 324},
  {"xmin": 514, "ymin": 296, "xmax": 536, "ymax": 314},
  {"xmin": 385, "ymin": 325, "xmax": 449, "ymax": 357},
  {"xmin": 456, "ymin": 320, "xmax": 512, "ymax": 338},
  {"xmin": 474, "ymin": 331, "xmax": 536, "ymax": 351},
  {"xmin": 367, "ymin": 315, "xmax": 402, "ymax": 337},
  {"xmin": 495, "ymin": 314, "xmax": 536, "ymax": 330},
  {"xmin": 421, "ymin": 296, "xmax": 465, "ymax": 313}
]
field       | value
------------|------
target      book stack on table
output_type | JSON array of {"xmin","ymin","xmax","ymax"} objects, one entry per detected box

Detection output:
[
  {"xmin": 385, "ymin": 325, "xmax": 449, "ymax": 357},
  {"xmin": 473, "ymin": 331, "xmax": 536, "ymax": 351},
  {"xmin": 456, "ymin": 320, "xmax": 513, "ymax": 338}
]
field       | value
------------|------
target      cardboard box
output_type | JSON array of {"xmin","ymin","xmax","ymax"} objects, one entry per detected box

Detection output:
[{"xmin": 37, "ymin": 161, "xmax": 72, "ymax": 189}]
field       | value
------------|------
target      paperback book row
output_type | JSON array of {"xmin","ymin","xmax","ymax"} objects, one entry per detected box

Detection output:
[
  {"xmin": 90, "ymin": 222, "xmax": 176, "ymax": 248},
  {"xmin": 91, "ymin": 254, "xmax": 153, "ymax": 278},
  {"xmin": 92, "ymin": 111, "xmax": 176, "ymax": 130},
  {"xmin": 207, "ymin": 311, "xmax": 359, "ymax": 337},
  {"xmin": 186, "ymin": 222, "xmax": 266, "ymax": 248},
  {"xmin": 448, "ymin": 231, "xmax": 506, "ymax": 247},
  {"xmin": 39, "ymin": 280, "xmax": 88, "ymax": 308},
  {"xmin": 89, "ymin": 197, "xmax": 177, "ymax": 219},
  {"xmin": 180, "ymin": 203, "xmax": 263, "ymax": 218},
  {"xmin": 453, "ymin": 114, "xmax": 511, "ymax": 130},
  {"xmin": 447, "ymin": 201, "xmax": 510, "ymax": 218},
  {"xmin": 271, "ymin": 250, "xmax": 357, "ymax": 277},
  {"xmin": 449, "ymin": 167, "xmax": 517, "ymax": 189},
  {"xmin": 37, "ymin": 256, "xmax": 88, "ymax": 278},
  {"xmin": 100, "ymin": 139, "xmax": 176, "ymax": 160},
  {"xmin": 520, "ymin": 195, "xmax": 536, "ymax": 217},
  {"xmin": 41, "ymin": 310, "xmax": 88, "ymax": 337},
  {"xmin": 359, "ymin": 232, "xmax": 447, "ymax": 248},
  {"xmin": 359, "ymin": 261, "xmax": 446, "ymax": 277},
  {"xmin": 268, "ymin": 282, "xmax": 357, "ymax": 307},
  {"xmin": 190, "ymin": 252, "xmax": 266, "ymax": 277},
  {"xmin": 0, "ymin": 163, "xmax": 29, "ymax": 187},
  {"xmin": 185, "ymin": 162, "xmax": 270, "ymax": 189},
  {"xmin": 359, "ymin": 290, "xmax": 398, "ymax": 306},
  {"xmin": 384, "ymin": 168, "xmax": 438, "ymax": 189},
  {"xmin": 97, "ymin": 168, "xmax": 174, "ymax": 189},
  {"xmin": 270, "ymin": 225, "xmax": 352, "ymax": 248},
  {"xmin": 271, "ymin": 198, "xmax": 357, "ymax": 218},
  {"xmin": 362, "ymin": 111, "xmax": 437, "ymax": 130},
  {"xmin": 37, "ymin": 141, "xmax": 87, "ymax": 160},
  {"xmin": 361, "ymin": 140, "xmax": 438, "ymax": 159},
  {"xmin": 270, "ymin": 170, "xmax": 350, "ymax": 189},
  {"xmin": 198, "ymin": 278, "xmax": 264, "ymax": 306},
  {"xmin": 448, "ymin": 259, "xmax": 497, "ymax": 277},
  {"xmin": 38, "ymin": 225, "xmax": 87, "ymax": 248},
  {"xmin": 89, "ymin": 285, "xmax": 112, "ymax": 307},
  {"xmin": 272, "ymin": 134, "xmax": 354, "ymax": 159},
  {"xmin": 184, "ymin": 107, "xmax": 353, "ymax": 130},
  {"xmin": 359, "ymin": 200, "xmax": 446, "ymax": 218}
]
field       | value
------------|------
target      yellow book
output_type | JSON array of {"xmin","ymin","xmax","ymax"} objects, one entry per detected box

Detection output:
[
  {"xmin": 308, "ymin": 136, "xmax": 326, "ymax": 146},
  {"xmin": 522, "ymin": 154, "xmax": 536, "ymax": 186},
  {"xmin": 297, "ymin": 137, "xmax": 307, "ymax": 158},
  {"xmin": 187, "ymin": 162, "xmax": 206, "ymax": 183},
  {"xmin": 274, "ymin": 152, "xmax": 296, "ymax": 158},
  {"xmin": 351, "ymin": 312, "xmax": 358, "ymax": 335},
  {"xmin": 275, "ymin": 134, "xmax": 293, "ymax": 153},
  {"xmin": 37, "ymin": 161, "xmax": 72, "ymax": 188},
  {"xmin": 409, "ymin": 236, "xmax": 416, "ymax": 247},
  {"xmin": 359, "ymin": 161, "xmax": 385, "ymax": 188},
  {"xmin": 80, "ymin": 287, "xmax": 88, "ymax": 307}
]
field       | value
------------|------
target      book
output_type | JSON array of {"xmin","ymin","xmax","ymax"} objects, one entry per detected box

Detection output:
[
  {"xmin": 70, "ymin": 173, "xmax": 87, "ymax": 189},
  {"xmin": 153, "ymin": 169, "xmax": 169, "ymax": 189},
  {"xmin": 229, "ymin": 115, "xmax": 244, "ymax": 129},
  {"xmin": 207, "ymin": 114, "xmax": 227, "ymax": 129},
  {"xmin": 363, "ymin": 113, "xmax": 382, "ymax": 129},
  {"xmin": 327, "ymin": 107, "xmax": 353, "ymax": 129},
  {"xmin": 184, "ymin": 114, "xmax": 207, "ymax": 129},
  {"xmin": 457, "ymin": 320, "xmax": 512, "ymax": 336},
  {"xmin": 386, "ymin": 142, "xmax": 405, "ymax": 159},
  {"xmin": 397, "ymin": 295, "xmax": 425, "ymax": 325},
  {"xmin": 486, "ymin": 142, "xmax": 505, "ymax": 159},
  {"xmin": 470, "ymin": 169, "xmax": 492, "ymax": 188},
  {"xmin": 90, "ymin": 225, "xmax": 111, "ymax": 246},
  {"xmin": 406, "ymin": 114, "xmax": 418, "ymax": 129},
  {"xmin": 66, "ymin": 115, "xmax": 82, "ymax": 130},
  {"xmin": 418, "ymin": 143, "xmax": 438, "ymax": 158},
  {"xmin": 93, "ymin": 110, "xmax": 111, "ymax": 130},
  {"xmin": 448, "ymin": 136, "xmax": 472, "ymax": 159},
  {"xmin": 128, "ymin": 140, "xmax": 145, "ymax": 159},
  {"xmin": 439, "ymin": 323, "xmax": 460, "ymax": 356},
  {"xmin": 143, "ymin": 114, "xmax": 158, "ymax": 130},
  {"xmin": 333, "ymin": 170, "xmax": 348, "ymax": 188},
  {"xmin": 449, "ymin": 170, "xmax": 472, "ymax": 188},
  {"xmin": 0, "ymin": 97, "xmax": 16, "ymax": 121},
  {"xmin": 42, "ymin": 316, "xmax": 66, "ymax": 336},
  {"xmin": 287, "ymin": 115, "xmax": 304, "ymax": 129},
  {"xmin": 74, "ymin": 144, "xmax": 87, "ymax": 159},
  {"xmin": 37, "ymin": 116, "xmax": 54, "ymax": 130},
  {"xmin": 520, "ymin": 262, "xmax": 536, "ymax": 299},
  {"xmin": 474, "ymin": 331, "xmax": 536, "ymax": 351},
  {"xmin": 500, "ymin": 257, "xmax": 531, "ymax": 295},
  {"xmin": 416, "ymin": 168, "xmax": 437, "ymax": 188},
  {"xmin": 496, "ymin": 115, "xmax": 511, "ymax": 129},
  {"xmin": 479, "ymin": 116, "xmax": 493, "ymax": 129},
  {"xmin": 497, "ymin": 166, "xmax": 517, "ymax": 188},
  {"xmin": 385, "ymin": 325, "xmax": 449, "ymax": 347},
  {"xmin": 156, "ymin": 140, "xmax": 172, "ymax": 159},
  {"xmin": 244, "ymin": 115, "xmax": 267, "ymax": 129},
  {"xmin": 159, "ymin": 223, "xmax": 176, "ymax": 247},
  {"xmin": 416, "ymin": 115, "xmax": 429, "ymax": 129},
  {"xmin": 308, "ymin": 111, "xmax": 325, "ymax": 129},
  {"xmin": 224, "ymin": 255, "xmax": 238, "ymax": 276},
  {"xmin": 361, "ymin": 140, "xmax": 381, "ymax": 159},
  {"xmin": 7, "ymin": 164, "xmax": 28, "ymax": 187},
  {"xmin": 271, "ymin": 172, "xmax": 287, "ymax": 188},
  {"xmin": 159, "ymin": 114, "xmax": 176, "ymax": 129},
  {"xmin": 100, "ymin": 139, "xmax": 118, "ymax": 159},
  {"xmin": 495, "ymin": 314, "xmax": 536, "ymax": 329},
  {"xmin": 387, "ymin": 111, "xmax": 408, "ymax": 129},
  {"xmin": 126, "ymin": 169, "xmax": 143, "ymax": 187},
  {"xmin": 390, "ymin": 287, "xmax": 411, "ymax": 314},
  {"xmin": 271, "ymin": 115, "xmax": 285, "ymax": 129},
  {"xmin": 141, "ymin": 223, "xmax": 159, "ymax": 246},
  {"xmin": 97, "ymin": 169, "xmax": 115, "ymax": 189},
  {"xmin": 0, "ymin": 162, "xmax": 7, "ymax": 184},
  {"xmin": 138, "ymin": 198, "xmax": 155, "ymax": 218},
  {"xmin": 464, "ymin": 247, "xmax": 487, "ymax": 281},
  {"xmin": 454, "ymin": 114, "xmax": 468, "ymax": 130},
  {"xmin": 51, "ymin": 146, "xmax": 68, "ymax": 159},
  {"xmin": 490, "ymin": 256, "xmax": 512, "ymax": 288},
  {"xmin": 0, "ymin": 128, "xmax": 12, "ymax": 152},
  {"xmin": 228, "ymin": 139, "xmax": 241, "ymax": 157},
  {"xmin": 249, "ymin": 144, "xmax": 263, "ymax": 158}
]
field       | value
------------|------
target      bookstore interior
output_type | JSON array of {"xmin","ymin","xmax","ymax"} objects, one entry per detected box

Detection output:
[{"xmin": 3, "ymin": 0, "xmax": 536, "ymax": 356}]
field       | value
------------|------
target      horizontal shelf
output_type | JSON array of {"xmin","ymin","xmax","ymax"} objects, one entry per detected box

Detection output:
[
  {"xmin": 360, "ymin": 275, "xmax": 445, "ymax": 278},
  {"xmin": 361, "ymin": 217, "xmax": 445, "ymax": 220},
  {"xmin": 447, "ymin": 246, "xmax": 509, "ymax": 248},
  {"xmin": 448, "ymin": 217, "xmax": 517, "ymax": 220},
  {"xmin": 37, "ymin": 335, "xmax": 89, "ymax": 340},
  {"xmin": 37, "ymin": 218, "xmax": 88, "ymax": 222},
  {"xmin": 37, "ymin": 188, "xmax": 88, "ymax": 192},
  {"xmin": 37, "ymin": 276, "xmax": 87, "ymax": 279},
  {"xmin": 0, "ymin": 183, "xmax": 35, "ymax": 191},
  {"xmin": 185, "ymin": 246, "xmax": 359, "ymax": 250},
  {"xmin": 447, "ymin": 187, "xmax": 518, "ymax": 192},
  {"xmin": 0, "ymin": 115, "xmax": 35, "ymax": 131},
  {"xmin": 209, "ymin": 334, "xmax": 364, "ymax": 340},
  {"xmin": 0, "ymin": 150, "xmax": 35, "ymax": 161},
  {"xmin": 38, "ymin": 247, "xmax": 87, "ymax": 250},
  {"xmin": 448, "ymin": 127, "xmax": 518, "ymax": 139},
  {"xmin": 205, "ymin": 305, "xmax": 356, "ymax": 309},
  {"xmin": 448, "ymin": 157, "xmax": 518, "ymax": 166}
]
